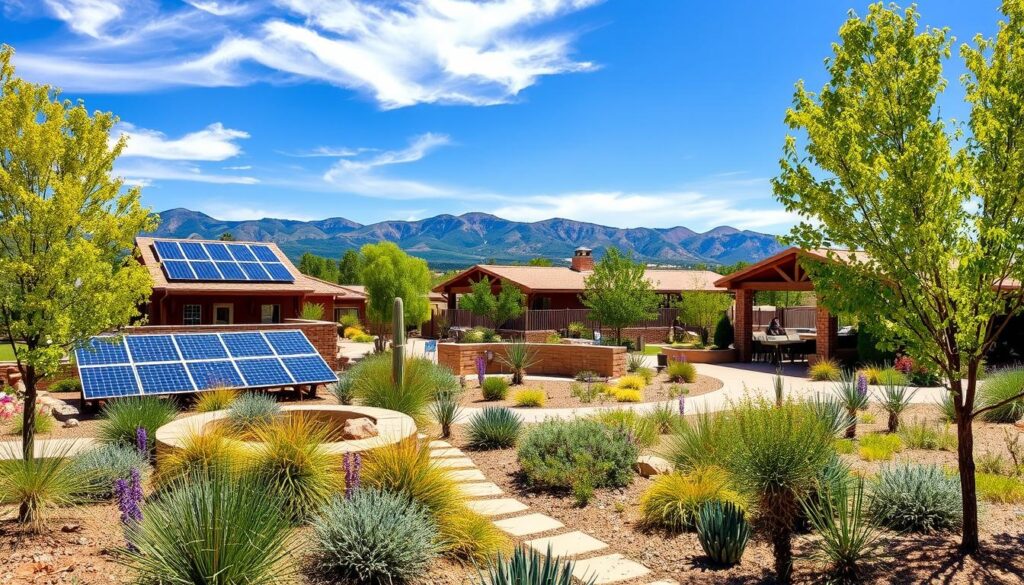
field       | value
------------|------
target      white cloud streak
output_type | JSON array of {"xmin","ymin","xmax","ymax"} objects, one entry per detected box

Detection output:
[
  {"xmin": 320, "ymin": 133, "xmax": 455, "ymax": 198},
  {"xmin": 114, "ymin": 122, "xmax": 250, "ymax": 161},
  {"xmin": 115, "ymin": 161, "xmax": 259, "ymax": 185}
]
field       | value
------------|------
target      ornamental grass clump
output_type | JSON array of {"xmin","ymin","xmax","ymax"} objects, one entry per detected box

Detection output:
[
  {"xmin": 808, "ymin": 359, "xmax": 842, "ymax": 381},
  {"xmin": 518, "ymin": 419, "xmax": 639, "ymax": 491},
  {"xmin": 662, "ymin": 411, "xmax": 734, "ymax": 472},
  {"xmin": 805, "ymin": 394, "xmax": 852, "ymax": 437},
  {"xmin": 626, "ymin": 352, "xmax": 645, "ymax": 373},
  {"xmin": 977, "ymin": 366, "xmax": 1024, "ymax": 423},
  {"xmin": 467, "ymin": 407, "xmax": 522, "ymax": 450},
  {"xmin": 0, "ymin": 442, "xmax": 96, "ymax": 533},
  {"xmin": 695, "ymin": 501, "xmax": 750, "ymax": 566},
  {"xmin": 430, "ymin": 387, "xmax": 463, "ymax": 439},
  {"xmin": 898, "ymin": 418, "xmax": 955, "ymax": 451},
  {"xmin": 591, "ymin": 409, "xmax": 659, "ymax": 450},
  {"xmin": 721, "ymin": 399, "xmax": 835, "ymax": 582},
  {"xmin": 121, "ymin": 469, "xmax": 295, "ymax": 584},
  {"xmin": 616, "ymin": 374, "xmax": 646, "ymax": 392},
  {"xmin": 193, "ymin": 387, "xmax": 238, "ymax": 413},
  {"xmin": 481, "ymin": 376, "xmax": 510, "ymax": 401},
  {"xmin": 975, "ymin": 472, "xmax": 1024, "ymax": 504},
  {"xmin": 512, "ymin": 388, "xmax": 546, "ymax": 407},
  {"xmin": 312, "ymin": 488, "xmax": 440, "ymax": 585},
  {"xmin": 10, "ymin": 409, "xmax": 56, "ymax": 435},
  {"xmin": 801, "ymin": 479, "xmax": 882, "ymax": 583},
  {"xmin": 329, "ymin": 374, "xmax": 356, "ymax": 405},
  {"xmin": 857, "ymin": 433, "xmax": 903, "ymax": 462},
  {"xmin": 155, "ymin": 428, "xmax": 248, "ymax": 488},
  {"xmin": 613, "ymin": 389, "xmax": 642, "ymax": 403},
  {"xmin": 639, "ymin": 465, "xmax": 748, "ymax": 531},
  {"xmin": 349, "ymin": 352, "xmax": 440, "ymax": 427},
  {"xmin": 667, "ymin": 359, "xmax": 697, "ymax": 383},
  {"xmin": 225, "ymin": 392, "xmax": 281, "ymax": 433},
  {"xmin": 98, "ymin": 396, "xmax": 178, "ymax": 455},
  {"xmin": 71, "ymin": 443, "xmax": 149, "ymax": 500},
  {"xmin": 869, "ymin": 464, "xmax": 962, "ymax": 533}
]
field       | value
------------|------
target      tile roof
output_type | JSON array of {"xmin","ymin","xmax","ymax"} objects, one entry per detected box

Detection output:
[
  {"xmin": 434, "ymin": 264, "xmax": 724, "ymax": 293},
  {"xmin": 135, "ymin": 237, "xmax": 359, "ymax": 298}
]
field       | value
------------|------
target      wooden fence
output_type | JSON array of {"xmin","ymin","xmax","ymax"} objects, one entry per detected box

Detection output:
[
  {"xmin": 732, "ymin": 306, "xmax": 817, "ymax": 330},
  {"xmin": 429, "ymin": 307, "xmax": 680, "ymax": 335}
]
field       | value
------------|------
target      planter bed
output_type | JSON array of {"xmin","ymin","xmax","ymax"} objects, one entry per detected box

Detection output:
[{"xmin": 660, "ymin": 346, "xmax": 737, "ymax": 364}]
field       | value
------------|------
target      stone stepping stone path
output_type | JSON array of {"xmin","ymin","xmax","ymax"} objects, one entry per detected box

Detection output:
[{"xmin": 428, "ymin": 441, "xmax": 664, "ymax": 585}]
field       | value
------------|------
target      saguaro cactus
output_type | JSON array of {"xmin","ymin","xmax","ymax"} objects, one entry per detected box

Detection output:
[{"xmin": 392, "ymin": 297, "xmax": 405, "ymax": 388}]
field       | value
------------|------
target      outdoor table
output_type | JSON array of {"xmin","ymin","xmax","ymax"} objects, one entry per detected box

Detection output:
[{"xmin": 760, "ymin": 337, "xmax": 804, "ymax": 365}]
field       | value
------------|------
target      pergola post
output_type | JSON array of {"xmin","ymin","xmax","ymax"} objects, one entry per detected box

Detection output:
[
  {"xmin": 734, "ymin": 289, "xmax": 755, "ymax": 362},
  {"xmin": 815, "ymin": 305, "xmax": 838, "ymax": 362}
]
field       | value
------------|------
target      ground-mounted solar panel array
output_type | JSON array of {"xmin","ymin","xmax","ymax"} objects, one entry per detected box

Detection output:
[
  {"xmin": 75, "ymin": 330, "xmax": 338, "ymax": 400},
  {"xmin": 152, "ymin": 240, "xmax": 295, "ymax": 283}
]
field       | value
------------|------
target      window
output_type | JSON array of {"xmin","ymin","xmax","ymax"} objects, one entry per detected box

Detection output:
[
  {"xmin": 213, "ymin": 304, "xmax": 233, "ymax": 325},
  {"xmin": 183, "ymin": 304, "xmax": 201, "ymax": 325},
  {"xmin": 334, "ymin": 307, "xmax": 358, "ymax": 322},
  {"xmin": 261, "ymin": 304, "xmax": 281, "ymax": 324}
]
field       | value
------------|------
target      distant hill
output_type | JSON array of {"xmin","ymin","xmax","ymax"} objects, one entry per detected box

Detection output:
[{"xmin": 147, "ymin": 208, "xmax": 784, "ymax": 268}]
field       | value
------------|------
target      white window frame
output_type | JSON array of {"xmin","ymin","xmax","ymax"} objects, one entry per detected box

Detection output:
[
  {"xmin": 183, "ymin": 304, "xmax": 201, "ymax": 326},
  {"xmin": 213, "ymin": 303, "xmax": 234, "ymax": 325}
]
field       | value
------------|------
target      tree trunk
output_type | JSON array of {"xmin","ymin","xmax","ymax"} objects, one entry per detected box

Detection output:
[
  {"xmin": 956, "ymin": 413, "xmax": 980, "ymax": 554},
  {"xmin": 888, "ymin": 411, "xmax": 899, "ymax": 433},
  {"xmin": 845, "ymin": 408, "xmax": 856, "ymax": 439},
  {"xmin": 771, "ymin": 524, "xmax": 793, "ymax": 583},
  {"xmin": 21, "ymin": 366, "xmax": 36, "ymax": 461}
]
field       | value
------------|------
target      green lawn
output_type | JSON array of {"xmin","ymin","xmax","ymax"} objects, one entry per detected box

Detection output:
[{"xmin": 0, "ymin": 342, "xmax": 26, "ymax": 362}]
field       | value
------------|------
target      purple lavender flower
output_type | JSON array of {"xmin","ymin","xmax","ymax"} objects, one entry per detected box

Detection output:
[
  {"xmin": 856, "ymin": 373, "xmax": 868, "ymax": 400},
  {"xmin": 678, "ymin": 393, "xmax": 686, "ymax": 417},
  {"xmin": 135, "ymin": 426, "xmax": 148, "ymax": 457},
  {"xmin": 343, "ymin": 452, "xmax": 362, "ymax": 499},
  {"xmin": 475, "ymin": 356, "xmax": 487, "ymax": 386},
  {"xmin": 114, "ymin": 467, "xmax": 143, "ymax": 550}
]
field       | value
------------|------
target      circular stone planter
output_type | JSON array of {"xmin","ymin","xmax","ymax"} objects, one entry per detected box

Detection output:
[
  {"xmin": 661, "ymin": 346, "xmax": 737, "ymax": 364},
  {"xmin": 155, "ymin": 404, "xmax": 417, "ymax": 457}
]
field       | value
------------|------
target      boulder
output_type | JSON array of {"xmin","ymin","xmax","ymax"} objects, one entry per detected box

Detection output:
[
  {"xmin": 634, "ymin": 455, "xmax": 672, "ymax": 478},
  {"xmin": 62, "ymin": 418, "xmax": 80, "ymax": 428},
  {"xmin": 40, "ymin": 396, "xmax": 79, "ymax": 420},
  {"xmin": 342, "ymin": 417, "xmax": 379, "ymax": 440}
]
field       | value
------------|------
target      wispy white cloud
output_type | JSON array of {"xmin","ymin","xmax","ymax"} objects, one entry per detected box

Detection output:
[
  {"xmin": 115, "ymin": 160, "xmax": 259, "ymax": 185},
  {"xmin": 14, "ymin": 0, "xmax": 602, "ymax": 108},
  {"xmin": 320, "ymin": 133, "xmax": 455, "ymax": 198},
  {"xmin": 282, "ymin": 146, "xmax": 376, "ymax": 158},
  {"xmin": 114, "ymin": 122, "xmax": 249, "ymax": 161},
  {"xmin": 223, "ymin": 165, "xmax": 252, "ymax": 170}
]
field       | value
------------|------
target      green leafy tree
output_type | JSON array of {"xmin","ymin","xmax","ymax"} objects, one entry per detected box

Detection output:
[
  {"xmin": 0, "ymin": 46, "xmax": 155, "ymax": 461},
  {"xmin": 337, "ymin": 249, "xmax": 362, "ymax": 285},
  {"xmin": 297, "ymin": 252, "xmax": 339, "ymax": 283},
  {"xmin": 457, "ymin": 276, "xmax": 525, "ymax": 328},
  {"xmin": 526, "ymin": 257, "xmax": 553, "ymax": 267},
  {"xmin": 773, "ymin": 2, "xmax": 1024, "ymax": 553},
  {"xmin": 359, "ymin": 243, "xmax": 431, "ymax": 351},
  {"xmin": 675, "ymin": 291, "xmax": 733, "ymax": 346},
  {"xmin": 217, "ymin": 232, "xmax": 235, "ymax": 241},
  {"xmin": 580, "ymin": 248, "xmax": 659, "ymax": 344}
]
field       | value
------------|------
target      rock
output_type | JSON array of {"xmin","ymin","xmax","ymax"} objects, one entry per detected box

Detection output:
[
  {"xmin": 341, "ymin": 417, "xmax": 378, "ymax": 440},
  {"xmin": 62, "ymin": 418, "xmax": 79, "ymax": 428},
  {"xmin": 61, "ymin": 524, "xmax": 81, "ymax": 533},
  {"xmin": 42, "ymin": 396, "xmax": 80, "ymax": 420},
  {"xmin": 32, "ymin": 553, "xmax": 53, "ymax": 563},
  {"xmin": 634, "ymin": 455, "xmax": 672, "ymax": 477}
]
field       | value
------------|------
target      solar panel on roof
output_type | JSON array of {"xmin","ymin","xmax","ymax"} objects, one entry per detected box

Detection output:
[
  {"xmin": 190, "ymin": 261, "xmax": 222, "ymax": 280},
  {"xmin": 214, "ymin": 261, "xmax": 247, "ymax": 280},
  {"xmin": 282, "ymin": 356, "xmax": 337, "ymax": 384},
  {"xmin": 236, "ymin": 358, "xmax": 293, "ymax": 386},
  {"xmin": 204, "ymin": 243, "xmax": 233, "ymax": 261},
  {"xmin": 222, "ymin": 332, "xmax": 273, "ymax": 357},
  {"xmin": 126, "ymin": 335, "xmax": 179, "ymax": 363},
  {"xmin": 187, "ymin": 360, "xmax": 244, "ymax": 389},
  {"xmin": 163, "ymin": 260, "xmax": 195, "ymax": 280},
  {"xmin": 180, "ymin": 241, "xmax": 209, "ymax": 260},
  {"xmin": 227, "ymin": 244, "xmax": 257, "ymax": 262},
  {"xmin": 154, "ymin": 240, "xmax": 184, "ymax": 260},
  {"xmin": 264, "ymin": 263, "xmax": 293, "ymax": 281},
  {"xmin": 76, "ymin": 337, "xmax": 129, "ymax": 366},
  {"xmin": 152, "ymin": 240, "xmax": 295, "ymax": 283},
  {"xmin": 239, "ymin": 262, "xmax": 271, "ymax": 281},
  {"xmin": 250, "ymin": 245, "xmax": 278, "ymax": 262}
]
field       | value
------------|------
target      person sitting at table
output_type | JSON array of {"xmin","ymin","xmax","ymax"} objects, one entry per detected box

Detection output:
[{"xmin": 765, "ymin": 318, "xmax": 785, "ymax": 337}]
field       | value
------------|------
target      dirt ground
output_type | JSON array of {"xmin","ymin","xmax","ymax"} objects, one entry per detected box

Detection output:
[{"xmin": 458, "ymin": 371, "xmax": 723, "ymax": 409}]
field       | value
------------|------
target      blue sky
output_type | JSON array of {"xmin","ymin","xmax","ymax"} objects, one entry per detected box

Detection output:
[{"xmin": 0, "ymin": 0, "xmax": 999, "ymax": 233}]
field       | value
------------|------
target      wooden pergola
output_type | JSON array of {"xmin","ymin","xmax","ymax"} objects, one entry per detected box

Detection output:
[{"xmin": 714, "ymin": 247, "xmax": 839, "ymax": 363}]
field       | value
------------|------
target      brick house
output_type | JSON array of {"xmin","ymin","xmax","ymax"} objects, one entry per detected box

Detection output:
[{"xmin": 136, "ymin": 237, "xmax": 366, "ymax": 327}]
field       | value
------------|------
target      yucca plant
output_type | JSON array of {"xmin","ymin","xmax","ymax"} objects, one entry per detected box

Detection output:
[
  {"xmin": 626, "ymin": 352, "xmax": 645, "ymax": 373},
  {"xmin": 806, "ymin": 393, "xmax": 852, "ymax": 437},
  {"xmin": 193, "ymin": 387, "xmax": 238, "ymax": 413},
  {"xmin": 430, "ymin": 387, "xmax": 463, "ymax": 439},
  {"xmin": 937, "ymin": 391, "xmax": 958, "ymax": 423},
  {"xmin": 695, "ymin": 501, "xmax": 751, "ymax": 566},
  {"xmin": 477, "ymin": 544, "xmax": 594, "ymax": 585},
  {"xmin": 225, "ymin": 392, "xmax": 281, "ymax": 434},
  {"xmin": 98, "ymin": 396, "xmax": 179, "ymax": 455},
  {"xmin": 802, "ymin": 478, "xmax": 882, "ymax": 582},
  {"xmin": 499, "ymin": 340, "xmax": 538, "ymax": 385},
  {"xmin": 121, "ymin": 469, "xmax": 295, "ymax": 584},
  {"xmin": 833, "ymin": 371, "xmax": 868, "ymax": 438},
  {"xmin": 468, "ymin": 407, "xmax": 522, "ymax": 449},
  {"xmin": 876, "ymin": 380, "xmax": 917, "ymax": 432},
  {"xmin": 0, "ymin": 442, "xmax": 96, "ymax": 532}
]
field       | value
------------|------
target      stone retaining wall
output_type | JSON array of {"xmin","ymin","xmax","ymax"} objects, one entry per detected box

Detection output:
[
  {"xmin": 438, "ymin": 342, "xmax": 626, "ymax": 378},
  {"xmin": 661, "ymin": 346, "xmax": 737, "ymax": 364}
]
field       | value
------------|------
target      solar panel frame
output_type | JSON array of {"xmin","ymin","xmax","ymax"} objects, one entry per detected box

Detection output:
[
  {"xmin": 180, "ymin": 241, "xmax": 210, "ymax": 260},
  {"xmin": 80, "ymin": 366, "xmax": 140, "ymax": 399},
  {"xmin": 174, "ymin": 333, "xmax": 228, "ymax": 360},
  {"xmin": 163, "ymin": 260, "xmax": 196, "ymax": 280},
  {"xmin": 187, "ymin": 360, "xmax": 245, "ymax": 389},
  {"xmin": 152, "ymin": 240, "xmax": 295, "ymax": 283},
  {"xmin": 250, "ymin": 244, "xmax": 279, "ymax": 262},
  {"xmin": 126, "ymin": 335, "xmax": 180, "ymax": 363},
  {"xmin": 204, "ymin": 242, "xmax": 233, "ymax": 261},
  {"xmin": 189, "ymin": 261, "xmax": 222, "ymax": 280},
  {"xmin": 76, "ymin": 337, "xmax": 130, "ymax": 366},
  {"xmin": 154, "ymin": 240, "xmax": 185, "ymax": 260},
  {"xmin": 221, "ymin": 332, "xmax": 274, "ymax": 357},
  {"xmin": 235, "ymin": 358, "xmax": 294, "ymax": 387},
  {"xmin": 282, "ymin": 356, "xmax": 337, "ymax": 384},
  {"xmin": 137, "ymin": 363, "xmax": 196, "ymax": 394},
  {"xmin": 265, "ymin": 330, "xmax": 317, "ymax": 355}
]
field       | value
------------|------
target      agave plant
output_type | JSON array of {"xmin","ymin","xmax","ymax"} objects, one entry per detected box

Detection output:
[
  {"xmin": 695, "ymin": 501, "xmax": 751, "ymax": 566},
  {"xmin": 833, "ymin": 371, "xmax": 869, "ymax": 438},
  {"xmin": 476, "ymin": 544, "xmax": 594, "ymax": 585},
  {"xmin": 876, "ymin": 380, "xmax": 918, "ymax": 432},
  {"xmin": 499, "ymin": 340, "xmax": 538, "ymax": 385}
]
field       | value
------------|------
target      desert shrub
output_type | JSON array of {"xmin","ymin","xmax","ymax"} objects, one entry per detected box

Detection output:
[
  {"xmin": 870, "ymin": 464, "xmax": 962, "ymax": 532},
  {"xmin": 834, "ymin": 438, "xmax": 855, "ymax": 454},
  {"xmin": 518, "ymin": 419, "xmax": 639, "ymax": 490},
  {"xmin": 695, "ymin": 501, "xmax": 750, "ymax": 566},
  {"xmin": 937, "ymin": 392, "xmax": 958, "ymax": 423},
  {"xmin": 98, "ymin": 396, "xmax": 178, "ymax": 454},
  {"xmin": 898, "ymin": 418, "xmax": 955, "ymax": 451},
  {"xmin": 512, "ymin": 388, "xmax": 546, "ymax": 407},
  {"xmin": 977, "ymin": 451, "xmax": 1005, "ymax": 475},
  {"xmin": 481, "ymin": 376, "xmax": 510, "ymax": 401},
  {"xmin": 194, "ymin": 387, "xmax": 239, "ymax": 413},
  {"xmin": 338, "ymin": 313, "xmax": 361, "ymax": 329},
  {"xmin": 975, "ymin": 472, "xmax": 1024, "ymax": 504},
  {"xmin": 721, "ymin": 400, "xmax": 835, "ymax": 582},
  {"xmin": 570, "ymin": 381, "xmax": 601, "ymax": 404},
  {"xmin": 468, "ymin": 407, "xmax": 522, "ymax": 450},
  {"xmin": 48, "ymin": 378, "xmax": 82, "ymax": 393},
  {"xmin": 70, "ymin": 443, "xmax": 149, "ymax": 500},
  {"xmin": 802, "ymin": 479, "xmax": 882, "ymax": 582},
  {"xmin": 0, "ymin": 443, "xmax": 95, "ymax": 533},
  {"xmin": 977, "ymin": 367, "xmax": 1024, "ymax": 423},
  {"xmin": 247, "ymin": 414, "xmax": 342, "ymax": 522},
  {"xmin": 430, "ymin": 387, "xmax": 463, "ymax": 439},
  {"xmin": 226, "ymin": 392, "xmax": 281, "ymax": 433},
  {"xmin": 350, "ymin": 352, "xmax": 440, "ymax": 426},
  {"xmin": 499, "ymin": 340, "xmax": 537, "ymax": 385},
  {"xmin": 616, "ymin": 374, "xmax": 646, "ymax": 392},
  {"xmin": 635, "ymin": 367, "xmax": 655, "ymax": 384},
  {"xmin": 312, "ymin": 489, "xmax": 440, "ymax": 584},
  {"xmin": 329, "ymin": 374, "xmax": 356, "ymax": 405},
  {"xmin": 613, "ymin": 389, "xmax": 642, "ymax": 403},
  {"xmin": 857, "ymin": 410, "xmax": 876, "ymax": 424},
  {"xmin": 478, "ymin": 544, "xmax": 591, "ymax": 585},
  {"xmin": 645, "ymin": 402, "xmax": 683, "ymax": 434},
  {"xmin": 667, "ymin": 360, "xmax": 697, "ymax": 383},
  {"xmin": 713, "ymin": 313, "xmax": 734, "ymax": 350},
  {"xmin": 575, "ymin": 370, "xmax": 600, "ymax": 383},
  {"xmin": 10, "ymin": 410, "xmax": 56, "ymax": 435},
  {"xmin": 662, "ymin": 411, "xmax": 734, "ymax": 472},
  {"xmin": 545, "ymin": 332, "xmax": 562, "ymax": 344},
  {"xmin": 857, "ymin": 433, "xmax": 903, "ymax": 461},
  {"xmin": 639, "ymin": 466, "xmax": 747, "ymax": 531},
  {"xmin": 626, "ymin": 353, "xmax": 645, "ymax": 373},
  {"xmin": 463, "ymin": 326, "xmax": 501, "ymax": 343},
  {"xmin": 809, "ymin": 359, "xmax": 842, "ymax": 381},
  {"xmin": 343, "ymin": 325, "xmax": 364, "ymax": 339},
  {"xmin": 361, "ymin": 439, "xmax": 505, "ymax": 560},
  {"xmin": 301, "ymin": 302, "xmax": 325, "ymax": 320},
  {"xmin": 121, "ymin": 470, "xmax": 294, "ymax": 584},
  {"xmin": 875, "ymin": 368, "xmax": 908, "ymax": 386},
  {"xmin": 591, "ymin": 409, "xmax": 659, "ymax": 449}
]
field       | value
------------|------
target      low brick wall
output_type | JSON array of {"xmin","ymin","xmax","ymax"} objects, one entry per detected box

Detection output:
[
  {"xmin": 438, "ymin": 342, "xmax": 626, "ymax": 378},
  {"xmin": 662, "ymin": 346, "xmax": 737, "ymax": 364},
  {"xmin": 495, "ymin": 326, "xmax": 671, "ymax": 345}
]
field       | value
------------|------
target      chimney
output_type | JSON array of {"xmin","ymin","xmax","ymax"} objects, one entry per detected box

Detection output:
[{"xmin": 571, "ymin": 247, "xmax": 594, "ymax": 272}]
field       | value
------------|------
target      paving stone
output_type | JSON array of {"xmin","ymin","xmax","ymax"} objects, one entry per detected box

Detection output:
[
  {"xmin": 433, "ymin": 457, "xmax": 475, "ymax": 469},
  {"xmin": 459, "ymin": 482, "xmax": 503, "ymax": 497},
  {"xmin": 494, "ymin": 513, "xmax": 564, "ymax": 536},
  {"xmin": 645, "ymin": 581, "xmax": 679, "ymax": 585},
  {"xmin": 524, "ymin": 531, "xmax": 608, "ymax": 558},
  {"xmin": 429, "ymin": 447, "xmax": 465, "ymax": 458},
  {"xmin": 465, "ymin": 498, "xmax": 529, "ymax": 517},
  {"xmin": 429, "ymin": 440, "xmax": 452, "ymax": 449},
  {"xmin": 572, "ymin": 554, "xmax": 651, "ymax": 584},
  {"xmin": 447, "ymin": 468, "xmax": 486, "ymax": 481}
]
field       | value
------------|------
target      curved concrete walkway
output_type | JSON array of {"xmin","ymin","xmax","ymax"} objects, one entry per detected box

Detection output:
[{"xmin": 458, "ymin": 359, "xmax": 949, "ymax": 423}]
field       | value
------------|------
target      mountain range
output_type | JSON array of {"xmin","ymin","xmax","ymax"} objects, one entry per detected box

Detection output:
[{"xmin": 148, "ymin": 208, "xmax": 784, "ymax": 268}]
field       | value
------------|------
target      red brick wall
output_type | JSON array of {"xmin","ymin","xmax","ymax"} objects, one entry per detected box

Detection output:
[
  {"xmin": 816, "ymin": 306, "xmax": 837, "ymax": 362},
  {"xmin": 734, "ymin": 289, "xmax": 754, "ymax": 362},
  {"xmin": 438, "ymin": 342, "xmax": 626, "ymax": 378},
  {"xmin": 150, "ymin": 292, "xmax": 306, "ymax": 326},
  {"xmin": 498, "ymin": 327, "xmax": 670, "ymax": 345}
]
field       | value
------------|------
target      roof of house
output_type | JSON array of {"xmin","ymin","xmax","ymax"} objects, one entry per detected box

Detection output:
[
  {"xmin": 136, "ymin": 236, "xmax": 362, "ymax": 299},
  {"xmin": 433, "ymin": 264, "xmax": 725, "ymax": 294}
]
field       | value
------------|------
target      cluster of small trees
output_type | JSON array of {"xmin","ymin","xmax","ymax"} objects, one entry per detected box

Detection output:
[{"xmin": 297, "ymin": 249, "xmax": 363, "ymax": 285}]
